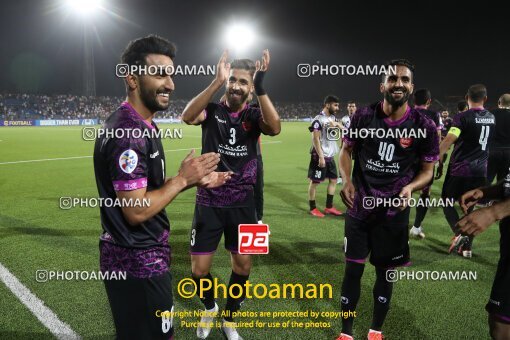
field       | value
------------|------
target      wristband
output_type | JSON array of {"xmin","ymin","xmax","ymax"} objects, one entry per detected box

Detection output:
[{"xmin": 254, "ymin": 71, "xmax": 266, "ymax": 96}]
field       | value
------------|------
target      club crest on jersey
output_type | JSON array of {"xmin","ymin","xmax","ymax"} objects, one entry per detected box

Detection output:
[
  {"xmin": 242, "ymin": 121, "xmax": 252, "ymax": 131},
  {"xmin": 399, "ymin": 137, "xmax": 413, "ymax": 148},
  {"xmin": 119, "ymin": 149, "xmax": 138, "ymax": 174}
]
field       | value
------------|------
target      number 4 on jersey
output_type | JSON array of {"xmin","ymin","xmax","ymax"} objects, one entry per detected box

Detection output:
[{"xmin": 479, "ymin": 125, "xmax": 490, "ymax": 151}]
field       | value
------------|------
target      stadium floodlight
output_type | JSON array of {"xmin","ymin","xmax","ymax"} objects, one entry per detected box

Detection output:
[
  {"xmin": 65, "ymin": 0, "xmax": 102, "ymax": 16},
  {"xmin": 61, "ymin": 0, "xmax": 103, "ymax": 96},
  {"xmin": 224, "ymin": 23, "xmax": 256, "ymax": 55}
]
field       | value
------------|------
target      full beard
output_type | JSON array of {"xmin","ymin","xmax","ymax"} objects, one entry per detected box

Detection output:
[
  {"xmin": 226, "ymin": 91, "xmax": 249, "ymax": 109},
  {"xmin": 384, "ymin": 90, "xmax": 410, "ymax": 108},
  {"xmin": 140, "ymin": 86, "xmax": 170, "ymax": 112}
]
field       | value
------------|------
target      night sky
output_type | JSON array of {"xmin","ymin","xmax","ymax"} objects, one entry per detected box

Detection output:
[{"xmin": 1, "ymin": 0, "xmax": 508, "ymax": 104}]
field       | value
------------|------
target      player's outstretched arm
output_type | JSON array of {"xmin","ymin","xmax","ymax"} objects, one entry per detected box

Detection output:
[
  {"xmin": 457, "ymin": 198, "xmax": 510, "ymax": 236},
  {"xmin": 457, "ymin": 206, "xmax": 498, "ymax": 236},
  {"xmin": 339, "ymin": 143, "xmax": 355, "ymax": 208},
  {"xmin": 254, "ymin": 50, "xmax": 281, "ymax": 136},
  {"xmin": 460, "ymin": 182, "xmax": 504, "ymax": 214},
  {"xmin": 182, "ymin": 51, "xmax": 230, "ymax": 125},
  {"xmin": 459, "ymin": 188, "xmax": 485, "ymax": 214},
  {"xmin": 438, "ymin": 132, "xmax": 457, "ymax": 161},
  {"xmin": 116, "ymin": 150, "xmax": 221, "ymax": 226},
  {"xmin": 435, "ymin": 132, "xmax": 458, "ymax": 179}
]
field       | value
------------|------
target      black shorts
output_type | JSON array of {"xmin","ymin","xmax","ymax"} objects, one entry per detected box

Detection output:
[
  {"xmin": 441, "ymin": 174, "xmax": 487, "ymax": 200},
  {"xmin": 344, "ymin": 208, "xmax": 411, "ymax": 268},
  {"xmin": 486, "ymin": 217, "xmax": 510, "ymax": 324},
  {"xmin": 190, "ymin": 204, "xmax": 258, "ymax": 254},
  {"xmin": 104, "ymin": 271, "xmax": 174, "ymax": 339},
  {"xmin": 308, "ymin": 155, "xmax": 338, "ymax": 183}
]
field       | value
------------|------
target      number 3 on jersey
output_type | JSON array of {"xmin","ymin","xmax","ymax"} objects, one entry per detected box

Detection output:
[
  {"xmin": 229, "ymin": 128, "xmax": 236, "ymax": 145},
  {"xmin": 378, "ymin": 142, "xmax": 395, "ymax": 162}
]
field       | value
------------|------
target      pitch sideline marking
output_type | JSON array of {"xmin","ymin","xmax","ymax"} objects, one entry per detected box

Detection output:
[
  {"xmin": 0, "ymin": 262, "xmax": 80, "ymax": 339},
  {"xmin": 0, "ymin": 141, "xmax": 282, "ymax": 165}
]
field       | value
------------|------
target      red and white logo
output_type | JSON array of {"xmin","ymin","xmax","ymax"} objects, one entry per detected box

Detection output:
[
  {"xmin": 238, "ymin": 224, "xmax": 269, "ymax": 254},
  {"xmin": 242, "ymin": 121, "xmax": 252, "ymax": 131},
  {"xmin": 399, "ymin": 137, "xmax": 413, "ymax": 148}
]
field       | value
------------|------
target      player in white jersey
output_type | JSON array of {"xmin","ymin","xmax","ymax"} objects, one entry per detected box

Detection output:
[
  {"xmin": 307, "ymin": 95, "xmax": 343, "ymax": 217},
  {"xmin": 340, "ymin": 100, "xmax": 357, "ymax": 130}
]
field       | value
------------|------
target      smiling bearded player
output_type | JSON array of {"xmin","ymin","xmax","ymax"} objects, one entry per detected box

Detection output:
[
  {"xmin": 336, "ymin": 59, "xmax": 439, "ymax": 340},
  {"xmin": 94, "ymin": 35, "xmax": 231, "ymax": 339},
  {"xmin": 182, "ymin": 50, "xmax": 281, "ymax": 339}
]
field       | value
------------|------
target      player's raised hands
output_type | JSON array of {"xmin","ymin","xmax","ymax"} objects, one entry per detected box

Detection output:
[
  {"xmin": 215, "ymin": 50, "xmax": 231, "ymax": 85},
  {"xmin": 255, "ymin": 49, "xmax": 270, "ymax": 73},
  {"xmin": 177, "ymin": 149, "xmax": 220, "ymax": 187},
  {"xmin": 253, "ymin": 49, "xmax": 270, "ymax": 96}
]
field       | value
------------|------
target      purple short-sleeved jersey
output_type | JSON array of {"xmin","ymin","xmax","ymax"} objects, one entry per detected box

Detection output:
[
  {"xmin": 415, "ymin": 107, "xmax": 441, "ymax": 130},
  {"xmin": 196, "ymin": 101, "xmax": 262, "ymax": 207},
  {"xmin": 93, "ymin": 102, "xmax": 169, "ymax": 249},
  {"xmin": 448, "ymin": 108, "xmax": 495, "ymax": 177},
  {"xmin": 343, "ymin": 102, "xmax": 439, "ymax": 219}
]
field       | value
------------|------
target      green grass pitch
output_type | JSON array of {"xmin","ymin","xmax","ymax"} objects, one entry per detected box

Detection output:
[{"xmin": 0, "ymin": 122, "xmax": 500, "ymax": 339}]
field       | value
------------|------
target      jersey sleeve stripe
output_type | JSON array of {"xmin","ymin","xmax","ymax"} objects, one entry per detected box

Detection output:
[
  {"xmin": 422, "ymin": 155, "xmax": 440, "ymax": 162},
  {"xmin": 113, "ymin": 178, "xmax": 148, "ymax": 191}
]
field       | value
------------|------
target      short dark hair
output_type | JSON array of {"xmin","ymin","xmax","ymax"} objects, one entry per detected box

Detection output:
[
  {"xmin": 467, "ymin": 84, "xmax": 487, "ymax": 103},
  {"xmin": 230, "ymin": 59, "xmax": 256, "ymax": 76},
  {"xmin": 324, "ymin": 95, "xmax": 340, "ymax": 105},
  {"xmin": 413, "ymin": 88, "xmax": 431, "ymax": 106},
  {"xmin": 457, "ymin": 100, "xmax": 468, "ymax": 112},
  {"xmin": 382, "ymin": 58, "xmax": 415, "ymax": 81},
  {"xmin": 121, "ymin": 34, "xmax": 176, "ymax": 66},
  {"xmin": 347, "ymin": 100, "xmax": 356, "ymax": 105}
]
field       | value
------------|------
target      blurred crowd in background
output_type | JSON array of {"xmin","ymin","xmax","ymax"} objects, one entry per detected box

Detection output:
[{"xmin": 0, "ymin": 93, "xmax": 462, "ymax": 121}]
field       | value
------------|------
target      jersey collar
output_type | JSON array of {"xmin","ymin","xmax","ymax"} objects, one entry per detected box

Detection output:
[
  {"xmin": 380, "ymin": 102, "xmax": 411, "ymax": 127},
  {"xmin": 220, "ymin": 101, "xmax": 249, "ymax": 118},
  {"xmin": 121, "ymin": 101, "xmax": 155, "ymax": 130}
]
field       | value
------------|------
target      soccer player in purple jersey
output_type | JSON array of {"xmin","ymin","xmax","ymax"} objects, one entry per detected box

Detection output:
[
  {"xmin": 94, "ymin": 35, "xmax": 231, "ymax": 339},
  {"xmin": 457, "ymin": 168, "xmax": 510, "ymax": 339},
  {"xmin": 436, "ymin": 84, "xmax": 495, "ymax": 258},
  {"xmin": 182, "ymin": 49, "xmax": 281, "ymax": 340},
  {"xmin": 336, "ymin": 59, "xmax": 439, "ymax": 340},
  {"xmin": 409, "ymin": 88, "xmax": 442, "ymax": 239}
]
